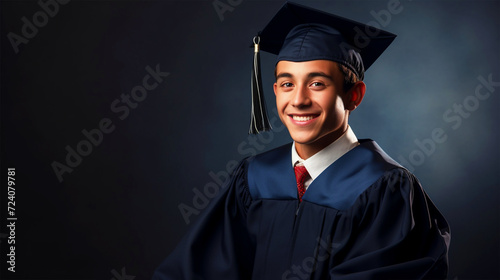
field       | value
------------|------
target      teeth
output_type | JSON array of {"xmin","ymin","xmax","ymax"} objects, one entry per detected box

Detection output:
[{"xmin": 293, "ymin": 115, "xmax": 314, "ymax": 122}]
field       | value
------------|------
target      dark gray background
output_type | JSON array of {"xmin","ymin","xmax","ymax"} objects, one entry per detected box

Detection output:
[{"xmin": 1, "ymin": 0, "xmax": 499, "ymax": 279}]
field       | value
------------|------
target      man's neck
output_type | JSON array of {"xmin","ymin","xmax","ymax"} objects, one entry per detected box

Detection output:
[
  {"xmin": 295, "ymin": 126, "xmax": 348, "ymax": 160},
  {"xmin": 291, "ymin": 126, "xmax": 359, "ymax": 183}
]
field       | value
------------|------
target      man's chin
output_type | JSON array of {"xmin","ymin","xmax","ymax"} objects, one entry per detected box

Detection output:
[{"xmin": 290, "ymin": 133, "xmax": 317, "ymax": 145}]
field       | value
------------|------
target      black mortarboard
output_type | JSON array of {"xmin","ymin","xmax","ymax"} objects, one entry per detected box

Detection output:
[{"xmin": 249, "ymin": 1, "xmax": 397, "ymax": 134}]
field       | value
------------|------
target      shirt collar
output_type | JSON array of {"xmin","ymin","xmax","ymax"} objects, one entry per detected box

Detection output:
[{"xmin": 291, "ymin": 126, "xmax": 359, "ymax": 181}]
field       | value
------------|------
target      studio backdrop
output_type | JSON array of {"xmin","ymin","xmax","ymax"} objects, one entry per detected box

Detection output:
[{"xmin": 1, "ymin": 0, "xmax": 499, "ymax": 279}]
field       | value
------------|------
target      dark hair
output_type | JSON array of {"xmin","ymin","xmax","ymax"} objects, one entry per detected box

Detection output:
[{"xmin": 338, "ymin": 64, "xmax": 361, "ymax": 93}]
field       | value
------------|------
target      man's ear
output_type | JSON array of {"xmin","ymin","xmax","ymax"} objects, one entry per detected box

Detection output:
[
  {"xmin": 273, "ymin": 82, "xmax": 278, "ymax": 96},
  {"xmin": 345, "ymin": 81, "xmax": 366, "ymax": 111}
]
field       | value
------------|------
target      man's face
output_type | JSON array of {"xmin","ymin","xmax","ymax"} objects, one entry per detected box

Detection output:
[{"xmin": 274, "ymin": 60, "xmax": 350, "ymax": 158}]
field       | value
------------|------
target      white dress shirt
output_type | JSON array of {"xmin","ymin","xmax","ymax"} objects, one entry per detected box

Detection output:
[{"xmin": 291, "ymin": 126, "xmax": 360, "ymax": 189}]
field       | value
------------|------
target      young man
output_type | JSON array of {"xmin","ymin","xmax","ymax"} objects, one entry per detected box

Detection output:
[{"xmin": 154, "ymin": 2, "xmax": 450, "ymax": 279}]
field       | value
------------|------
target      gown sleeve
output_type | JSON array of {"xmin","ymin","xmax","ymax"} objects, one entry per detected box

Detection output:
[
  {"xmin": 152, "ymin": 159, "xmax": 255, "ymax": 280},
  {"xmin": 330, "ymin": 168, "xmax": 450, "ymax": 280}
]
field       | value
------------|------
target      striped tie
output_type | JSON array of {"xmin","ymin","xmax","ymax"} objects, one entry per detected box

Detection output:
[{"xmin": 294, "ymin": 165, "xmax": 309, "ymax": 202}]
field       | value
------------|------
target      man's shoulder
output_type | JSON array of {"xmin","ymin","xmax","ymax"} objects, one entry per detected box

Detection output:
[
  {"xmin": 245, "ymin": 143, "xmax": 296, "ymax": 200},
  {"xmin": 245, "ymin": 142, "xmax": 293, "ymax": 176},
  {"xmin": 355, "ymin": 139, "xmax": 403, "ymax": 170}
]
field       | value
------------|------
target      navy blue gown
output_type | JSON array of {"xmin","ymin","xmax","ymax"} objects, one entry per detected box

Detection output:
[{"xmin": 154, "ymin": 140, "xmax": 450, "ymax": 279}]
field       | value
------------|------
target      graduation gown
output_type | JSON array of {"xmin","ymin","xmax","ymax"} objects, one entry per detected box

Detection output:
[{"xmin": 153, "ymin": 140, "xmax": 450, "ymax": 280}]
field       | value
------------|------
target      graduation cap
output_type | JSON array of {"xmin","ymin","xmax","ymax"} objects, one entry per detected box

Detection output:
[{"xmin": 249, "ymin": 1, "xmax": 397, "ymax": 134}]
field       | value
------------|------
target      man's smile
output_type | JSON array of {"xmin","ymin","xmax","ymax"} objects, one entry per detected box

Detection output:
[{"xmin": 288, "ymin": 114, "xmax": 320, "ymax": 124}]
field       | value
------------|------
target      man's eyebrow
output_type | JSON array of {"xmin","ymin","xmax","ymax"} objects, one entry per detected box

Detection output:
[
  {"xmin": 276, "ymin": 72, "xmax": 293, "ymax": 79},
  {"xmin": 307, "ymin": 72, "xmax": 334, "ymax": 81},
  {"xmin": 276, "ymin": 72, "xmax": 334, "ymax": 81}
]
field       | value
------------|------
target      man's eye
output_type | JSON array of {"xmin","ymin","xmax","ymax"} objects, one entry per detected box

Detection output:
[
  {"xmin": 281, "ymin": 82, "xmax": 294, "ymax": 88},
  {"xmin": 310, "ymin": 82, "xmax": 324, "ymax": 87}
]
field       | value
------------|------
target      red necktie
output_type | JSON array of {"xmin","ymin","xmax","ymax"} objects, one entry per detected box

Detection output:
[{"xmin": 294, "ymin": 165, "xmax": 309, "ymax": 202}]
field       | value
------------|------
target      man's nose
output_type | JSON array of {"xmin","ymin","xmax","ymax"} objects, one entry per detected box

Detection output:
[{"xmin": 292, "ymin": 85, "xmax": 312, "ymax": 107}]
